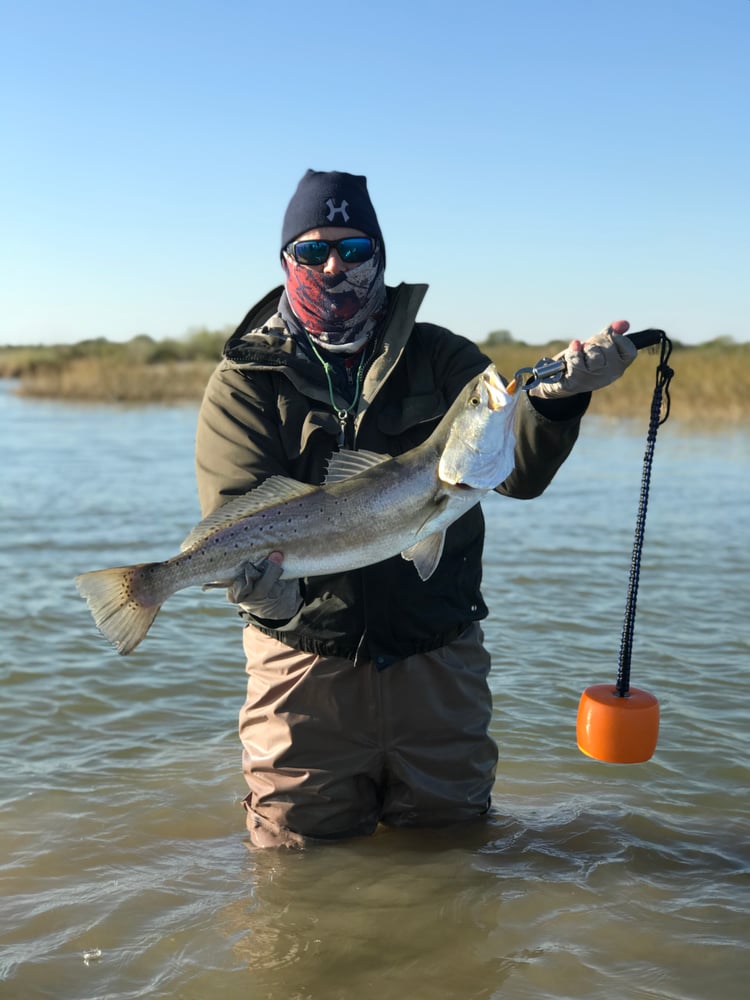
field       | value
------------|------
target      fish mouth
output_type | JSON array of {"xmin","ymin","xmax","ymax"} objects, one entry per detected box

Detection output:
[{"xmin": 483, "ymin": 368, "xmax": 513, "ymax": 411}]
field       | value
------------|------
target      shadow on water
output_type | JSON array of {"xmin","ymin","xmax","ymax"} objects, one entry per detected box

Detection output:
[{"xmin": 220, "ymin": 824, "xmax": 539, "ymax": 1000}]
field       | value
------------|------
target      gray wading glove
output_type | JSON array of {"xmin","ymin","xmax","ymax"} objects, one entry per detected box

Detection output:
[
  {"xmin": 227, "ymin": 553, "xmax": 302, "ymax": 621},
  {"xmin": 529, "ymin": 321, "xmax": 637, "ymax": 400}
]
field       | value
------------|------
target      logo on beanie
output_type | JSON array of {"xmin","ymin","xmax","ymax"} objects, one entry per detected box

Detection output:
[{"xmin": 325, "ymin": 198, "xmax": 350, "ymax": 223}]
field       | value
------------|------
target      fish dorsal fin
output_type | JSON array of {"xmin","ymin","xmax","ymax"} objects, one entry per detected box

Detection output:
[
  {"xmin": 324, "ymin": 448, "xmax": 390, "ymax": 485},
  {"xmin": 180, "ymin": 476, "xmax": 316, "ymax": 551},
  {"xmin": 401, "ymin": 531, "xmax": 446, "ymax": 581}
]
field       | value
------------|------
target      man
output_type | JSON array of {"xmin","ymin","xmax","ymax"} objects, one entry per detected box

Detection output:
[{"xmin": 195, "ymin": 169, "xmax": 636, "ymax": 847}]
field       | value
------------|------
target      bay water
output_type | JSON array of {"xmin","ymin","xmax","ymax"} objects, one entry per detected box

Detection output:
[{"xmin": 1, "ymin": 379, "xmax": 748, "ymax": 999}]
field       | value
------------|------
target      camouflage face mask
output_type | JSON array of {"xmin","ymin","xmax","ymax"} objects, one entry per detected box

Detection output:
[{"xmin": 281, "ymin": 249, "xmax": 387, "ymax": 352}]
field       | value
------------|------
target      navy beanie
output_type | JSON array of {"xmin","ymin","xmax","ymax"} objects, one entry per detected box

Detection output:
[{"xmin": 281, "ymin": 169, "xmax": 384, "ymax": 259}]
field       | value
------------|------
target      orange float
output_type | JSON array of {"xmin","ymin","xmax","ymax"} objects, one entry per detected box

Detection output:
[{"xmin": 576, "ymin": 684, "xmax": 659, "ymax": 764}]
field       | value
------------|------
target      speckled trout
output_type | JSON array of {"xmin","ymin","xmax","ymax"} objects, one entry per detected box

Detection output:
[{"xmin": 75, "ymin": 364, "xmax": 518, "ymax": 654}]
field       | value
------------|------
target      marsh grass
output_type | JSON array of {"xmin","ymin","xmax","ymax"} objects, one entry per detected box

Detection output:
[
  {"xmin": 12, "ymin": 356, "xmax": 216, "ymax": 403},
  {"xmin": 2, "ymin": 336, "xmax": 748, "ymax": 423}
]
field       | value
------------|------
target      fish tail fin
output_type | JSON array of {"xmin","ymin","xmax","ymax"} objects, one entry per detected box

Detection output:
[{"xmin": 75, "ymin": 564, "xmax": 161, "ymax": 655}]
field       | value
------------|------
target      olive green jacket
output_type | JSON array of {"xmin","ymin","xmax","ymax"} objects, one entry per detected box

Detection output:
[{"xmin": 195, "ymin": 283, "xmax": 588, "ymax": 665}]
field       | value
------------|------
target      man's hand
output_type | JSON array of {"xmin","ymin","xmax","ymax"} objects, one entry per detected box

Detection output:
[
  {"xmin": 529, "ymin": 320, "xmax": 637, "ymax": 400},
  {"xmin": 227, "ymin": 551, "xmax": 302, "ymax": 620}
]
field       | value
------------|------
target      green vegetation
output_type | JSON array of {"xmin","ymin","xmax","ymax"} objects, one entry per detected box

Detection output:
[{"xmin": 1, "ymin": 330, "xmax": 747, "ymax": 422}]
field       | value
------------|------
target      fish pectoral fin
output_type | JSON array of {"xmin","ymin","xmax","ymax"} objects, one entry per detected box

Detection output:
[
  {"xmin": 180, "ymin": 476, "xmax": 316, "ymax": 551},
  {"xmin": 323, "ymin": 448, "xmax": 390, "ymax": 485},
  {"xmin": 401, "ymin": 531, "xmax": 446, "ymax": 581}
]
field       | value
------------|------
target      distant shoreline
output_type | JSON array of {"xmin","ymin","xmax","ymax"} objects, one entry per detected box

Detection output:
[{"xmin": 1, "ymin": 337, "xmax": 748, "ymax": 423}]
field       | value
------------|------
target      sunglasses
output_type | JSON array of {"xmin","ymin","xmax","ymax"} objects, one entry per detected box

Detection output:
[{"xmin": 286, "ymin": 237, "xmax": 376, "ymax": 267}]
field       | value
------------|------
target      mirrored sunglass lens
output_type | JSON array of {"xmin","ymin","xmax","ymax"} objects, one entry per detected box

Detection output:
[
  {"xmin": 294, "ymin": 240, "xmax": 329, "ymax": 265},
  {"xmin": 337, "ymin": 238, "xmax": 374, "ymax": 263}
]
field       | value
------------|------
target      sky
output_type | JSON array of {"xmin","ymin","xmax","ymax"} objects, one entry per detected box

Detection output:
[{"xmin": 1, "ymin": 0, "xmax": 748, "ymax": 347}]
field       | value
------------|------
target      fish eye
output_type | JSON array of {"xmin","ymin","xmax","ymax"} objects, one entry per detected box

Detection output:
[{"xmin": 469, "ymin": 395, "xmax": 481, "ymax": 407}]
